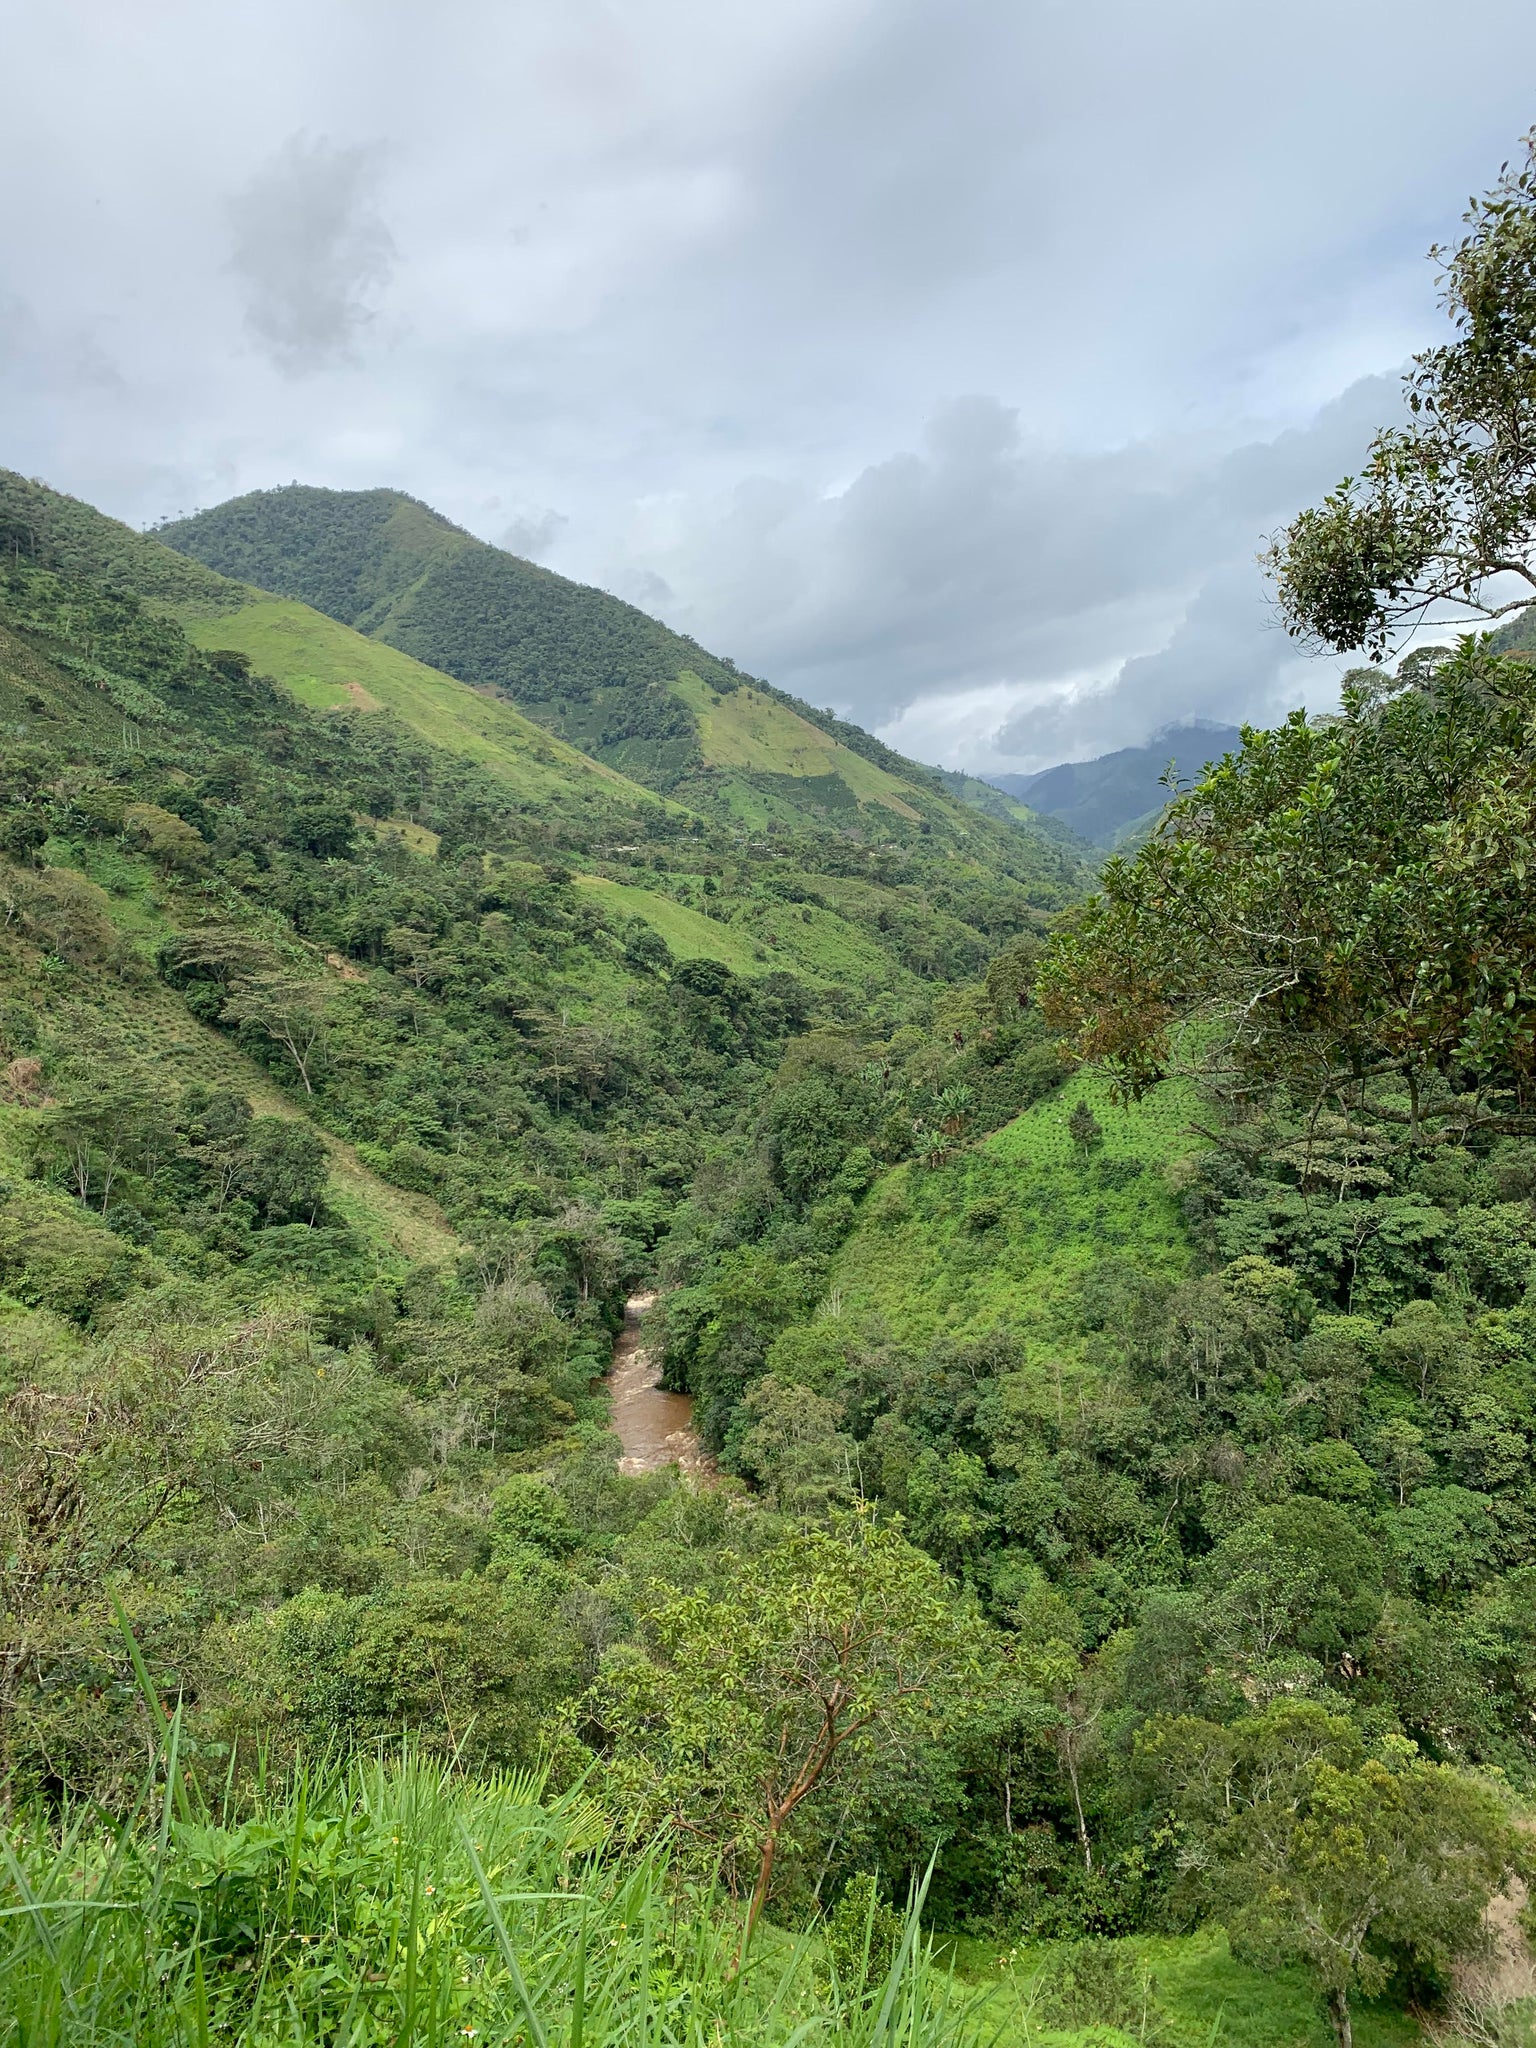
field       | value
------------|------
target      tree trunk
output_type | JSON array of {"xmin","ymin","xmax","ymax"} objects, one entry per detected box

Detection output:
[
  {"xmin": 739, "ymin": 1816, "xmax": 780, "ymax": 1967},
  {"xmin": 1064, "ymin": 1747, "xmax": 1092, "ymax": 1871},
  {"xmin": 1327, "ymin": 1987, "xmax": 1352, "ymax": 2048}
]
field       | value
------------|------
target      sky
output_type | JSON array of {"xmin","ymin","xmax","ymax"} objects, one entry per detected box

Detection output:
[{"xmin": 4, "ymin": 1, "xmax": 1536, "ymax": 773}]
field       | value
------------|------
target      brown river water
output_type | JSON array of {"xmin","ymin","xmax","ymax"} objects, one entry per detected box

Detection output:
[{"xmin": 606, "ymin": 1292, "xmax": 713, "ymax": 1479}]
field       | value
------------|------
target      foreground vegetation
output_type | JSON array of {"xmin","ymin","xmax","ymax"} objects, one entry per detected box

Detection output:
[
  {"xmin": 2, "ymin": 1735, "xmax": 987, "ymax": 2048},
  {"xmin": 18, "ymin": 128, "xmax": 1536, "ymax": 2048}
]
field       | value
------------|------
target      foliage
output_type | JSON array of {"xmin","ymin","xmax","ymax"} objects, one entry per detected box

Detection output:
[
  {"xmin": 1269, "ymin": 130, "xmax": 1536, "ymax": 656},
  {"xmin": 824, "ymin": 1873, "xmax": 907, "ymax": 1997},
  {"xmin": 11, "ymin": 404, "xmax": 1536, "ymax": 2048},
  {"xmin": 1140, "ymin": 1701, "xmax": 1524, "ymax": 2046},
  {"xmin": 577, "ymin": 1510, "xmax": 991, "ymax": 1952},
  {"xmin": 1031, "ymin": 1937, "xmax": 1167, "ymax": 2040},
  {"xmin": 0, "ymin": 1743, "xmax": 984, "ymax": 2048},
  {"xmin": 1039, "ymin": 642, "xmax": 1536, "ymax": 1144}
]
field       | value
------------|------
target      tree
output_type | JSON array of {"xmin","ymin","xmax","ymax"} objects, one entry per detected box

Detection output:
[
  {"xmin": 577, "ymin": 1509, "xmax": 991, "ymax": 1960},
  {"xmin": 1371, "ymin": 1418, "xmax": 1433, "ymax": 1506},
  {"xmin": 1038, "ymin": 643, "xmax": 1536, "ymax": 1147},
  {"xmin": 1013, "ymin": 1580, "xmax": 1127, "ymax": 1876},
  {"xmin": 222, "ymin": 972, "xmax": 330, "ymax": 1096},
  {"xmin": 122, "ymin": 801, "xmax": 205, "ymax": 871},
  {"xmin": 1269, "ymin": 131, "xmax": 1536, "ymax": 657},
  {"xmin": 0, "ymin": 1334, "xmax": 227, "ymax": 1788},
  {"xmin": 732, "ymin": 1376, "xmax": 856, "ymax": 1517},
  {"xmin": 236, "ymin": 1115, "xmax": 329, "ymax": 1224},
  {"xmin": 1068, "ymin": 1100, "xmax": 1103, "ymax": 1161},
  {"xmin": 1194, "ymin": 1499, "xmax": 1384, "ymax": 1688},
  {"xmin": 37, "ymin": 1064, "xmax": 168, "ymax": 1213},
  {"xmin": 1139, "ymin": 1701, "xmax": 1523, "ymax": 2048}
]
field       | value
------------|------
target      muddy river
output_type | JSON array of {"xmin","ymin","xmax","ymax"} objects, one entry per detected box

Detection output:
[{"xmin": 606, "ymin": 1292, "xmax": 712, "ymax": 1478}]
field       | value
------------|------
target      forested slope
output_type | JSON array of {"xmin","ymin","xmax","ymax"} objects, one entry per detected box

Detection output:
[
  {"xmin": 158, "ymin": 483, "xmax": 1083, "ymax": 868},
  {"xmin": 0, "ymin": 493, "xmax": 1077, "ymax": 1826},
  {"xmin": 16, "ymin": 127, "xmax": 1536, "ymax": 2046}
]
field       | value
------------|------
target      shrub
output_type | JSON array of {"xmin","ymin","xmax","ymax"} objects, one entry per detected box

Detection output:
[{"xmin": 1033, "ymin": 1938, "xmax": 1166, "ymax": 2041}]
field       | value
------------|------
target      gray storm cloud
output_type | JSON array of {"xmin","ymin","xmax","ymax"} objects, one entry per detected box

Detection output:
[
  {"xmin": 228, "ymin": 135, "xmax": 395, "ymax": 377},
  {"xmin": 4, "ymin": 0, "xmax": 1536, "ymax": 766},
  {"xmin": 603, "ymin": 378, "xmax": 1399, "ymax": 767}
]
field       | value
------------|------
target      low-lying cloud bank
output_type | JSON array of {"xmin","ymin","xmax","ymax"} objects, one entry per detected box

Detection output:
[{"xmin": 594, "ymin": 378, "xmax": 1398, "ymax": 773}]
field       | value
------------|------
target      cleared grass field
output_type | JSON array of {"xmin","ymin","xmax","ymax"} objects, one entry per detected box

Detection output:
[
  {"xmin": 184, "ymin": 600, "xmax": 667, "ymax": 817},
  {"xmin": 575, "ymin": 877, "xmax": 910, "ymax": 991},
  {"xmin": 574, "ymin": 875, "xmax": 768, "ymax": 974},
  {"xmin": 746, "ymin": 898, "xmax": 915, "ymax": 988},
  {"xmin": 670, "ymin": 670, "xmax": 923, "ymax": 818},
  {"xmin": 828, "ymin": 1072, "xmax": 1202, "ymax": 1355},
  {"xmin": 952, "ymin": 1927, "xmax": 1420, "ymax": 2048}
]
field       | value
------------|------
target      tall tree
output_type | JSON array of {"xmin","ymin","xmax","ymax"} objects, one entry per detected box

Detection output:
[
  {"xmin": 1270, "ymin": 130, "xmax": 1536, "ymax": 656},
  {"xmin": 1038, "ymin": 642, "xmax": 1536, "ymax": 1146},
  {"xmin": 578, "ymin": 1509, "xmax": 991, "ymax": 1960}
]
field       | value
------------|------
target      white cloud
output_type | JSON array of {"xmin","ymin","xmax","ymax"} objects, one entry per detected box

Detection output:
[
  {"xmin": 594, "ymin": 380, "xmax": 1396, "ymax": 767},
  {"xmin": 3, "ymin": 0, "xmax": 1536, "ymax": 764}
]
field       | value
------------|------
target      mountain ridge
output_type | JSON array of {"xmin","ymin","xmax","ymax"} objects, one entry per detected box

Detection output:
[
  {"xmin": 987, "ymin": 719, "xmax": 1245, "ymax": 846},
  {"xmin": 157, "ymin": 483, "xmax": 1077, "ymax": 873}
]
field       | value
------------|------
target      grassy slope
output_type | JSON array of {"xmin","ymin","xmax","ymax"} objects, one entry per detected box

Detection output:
[
  {"xmin": 845, "ymin": 1075, "xmax": 1421, "ymax": 2048},
  {"xmin": 181, "ymin": 599, "xmax": 667, "ymax": 815},
  {"xmin": 931, "ymin": 767, "xmax": 1094, "ymax": 847},
  {"xmin": 955, "ymin": 1928, "xmax": 1419, "ymax": 2048},
  {"xmin": 573, "ymin": 877, "xmax": 766, "ymax": 975},
  {"xmin": 671, "ymin": 670, "xmax": 922, "ymax": 818},
  {"xmin": 829, "ymin": 1072, "xmax": 1199, "ymax": 1357},
  {"xmin": 0, "ymin": 575, "xmax": 460, "ymax": 1271},
  {"xmin": 573, "ymin": 874, "xmax": 904, "ymax": 988}
]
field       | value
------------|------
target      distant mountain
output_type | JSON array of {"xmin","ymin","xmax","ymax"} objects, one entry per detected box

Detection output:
[
  {"xmin": 157, "ymin": 486, "xmax": 1079, "ymax": 888},
  {"xmin": 928, "ymin": 766, "xmax": 1095, "ymax": 850},
  {"xmin": 987, "ymin": 722, "xmax": 1245, "ymax": 848}
]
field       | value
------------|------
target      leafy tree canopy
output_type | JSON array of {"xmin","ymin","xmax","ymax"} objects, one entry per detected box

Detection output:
[
  {"xmin": 1271, "ymin": 130, "xmax": 1536, "ymax": 656},
  {"xmin": 1039, "ymin": 640, "xmax": 1536, "ymax": 1148}
]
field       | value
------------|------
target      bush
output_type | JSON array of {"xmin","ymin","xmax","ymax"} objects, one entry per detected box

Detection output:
[
  {"xmin": 1032, "ymin": 1939, "xmax": 1166, "ymax": 2041},
  {"xmin": 824, "ymin": 1873, "xmax": 905, "ymax": 1995},
  {"xmin": 0, "ymin": 1195, "xmax": 146, "ymax": 1321}
]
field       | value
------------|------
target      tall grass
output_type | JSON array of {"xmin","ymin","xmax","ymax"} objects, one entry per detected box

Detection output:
[{"xmin": 0, "ymin": 1720, "xmax": 987, "ymax": 2047}]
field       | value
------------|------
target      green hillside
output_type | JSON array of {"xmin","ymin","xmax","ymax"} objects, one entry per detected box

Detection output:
[
  {"xmin": 157, "ymin": 484, "xmax": 1081, "ymax": 879},
  {"xmin": 0, "ymin": 469, "xmax": 671, "ymax": 834},
  {"xmin": 0, "ymin": 501, "xmax": 1097, "ymax": 1908},
  {"xmin": 1489, "ymin": 602, "xmax": 1536, "ymax": 655},
  {"xmin": 823, "ymin": 1071, "xmax": 1199, "ymax": 1353}
]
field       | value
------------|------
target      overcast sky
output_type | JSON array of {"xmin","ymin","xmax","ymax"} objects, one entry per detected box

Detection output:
[{"xmin": 4, "ymin": 1, "xmax": 1535, "ymax": 771}]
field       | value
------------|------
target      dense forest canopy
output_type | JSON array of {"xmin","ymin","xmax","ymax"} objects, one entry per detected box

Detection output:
[{"xmin": 12, "ymin": 131, "xmax": 1536, "ymax": 2048}]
